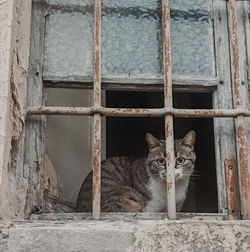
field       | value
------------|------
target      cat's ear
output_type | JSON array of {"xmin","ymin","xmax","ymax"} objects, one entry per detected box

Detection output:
[
  {"xmin": 146, "ymin": 133, "xmax": 161, "ymax": 151},
  {"xmin": 181, "ymin": 130, "xmax": 196, "ymax": 150}
]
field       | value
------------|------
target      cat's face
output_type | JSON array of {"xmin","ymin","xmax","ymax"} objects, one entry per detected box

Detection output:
[{"xmin": 146, "ymin": 131, "xmax": 196, "ymax": 182}]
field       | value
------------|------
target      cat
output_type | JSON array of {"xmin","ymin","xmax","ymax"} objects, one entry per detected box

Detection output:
[{"xmin": 76, "ymin": 130, "xmax": 196, "ymax": 213}]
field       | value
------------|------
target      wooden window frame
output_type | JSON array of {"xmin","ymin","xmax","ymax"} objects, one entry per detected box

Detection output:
[{"xmin": 25, "ymin": 0, "xmax": 250, "ymax": 220}]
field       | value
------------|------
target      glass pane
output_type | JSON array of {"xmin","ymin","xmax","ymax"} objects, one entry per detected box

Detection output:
[
  {"xmin": 43, "ymin": 0, "xmax": 215, "ymax": 80},
  {"xmin": 46, "ymin": 0, "xmax": 92, "ymax": 6},
  {"xmin": 102, "ymin": 0, "xmax": 215, "ymax": 78},
  {"xmin": 102, "ymin": 0, "xmax": 158, "ymax": 10},
  {"xmin": 102, "ymin": 8, "xmax": 161, "ymax": 77},
  {"xmin": 43, "ymin": 6, "xmax": 94, "ymax": 77},
  {"xmin": 170, "ymin": 0, "xmax": 214, "ymax": 76},
  {"xmin": 45, "ymin": 89, "xmax": 93, "ymax": 206}
]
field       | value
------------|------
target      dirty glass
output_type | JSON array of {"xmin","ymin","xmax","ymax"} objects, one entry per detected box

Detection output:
[
  {"xmin": 43, "ymin": 0, "xmax": 215, "ymax": 79},
  {"xmin": 43, "ymin": 4, "xmax": 94, "ymax": 78},
  {"xmin": 47, "ymin": 0, "xmax": 92, "ymax": 6}
]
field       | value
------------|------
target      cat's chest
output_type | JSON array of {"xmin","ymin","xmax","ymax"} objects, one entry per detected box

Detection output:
[
  {"xmin": 143, "ymin": 178, "xmax": 167, "ymax": 212},
  {"xmin": 143, "ymin": 178, "xmax": 189, "ymax": 212}
]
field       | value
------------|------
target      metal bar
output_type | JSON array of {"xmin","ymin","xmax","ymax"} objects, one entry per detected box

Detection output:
[
  {"xmin": 162, "ymin": 0, "xmax": 176, "ymax": 220},
  {"xmin": 224, "ymin": 159, "xmax": 241, "ymax": 219},
  {"xmin": 228, "ymin": 0, "xmax": 250, "ymax": 219},
  {"xmin": 92, "ymin": 0, "xmax": 102, "ymax": 220},
  {"xmin": 27, "ymin": 106, "xmax": 250, "ymax": 118}
]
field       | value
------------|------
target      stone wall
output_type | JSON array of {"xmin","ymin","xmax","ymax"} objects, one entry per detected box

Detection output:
[
  {"xmin": 1, "ymin": 219, "xmax": 250, "ymax": 251},
  {"xmin": 0, "ymin": 0, "xmax": 32, "ymax": 220}
]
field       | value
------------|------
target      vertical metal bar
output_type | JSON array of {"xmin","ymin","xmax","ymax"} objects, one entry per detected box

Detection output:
[
  {"xmin": 162, "ymin": 0, "xmax": 176, "ymax": 219},
  {"xmin": 228, "ymin": 0, "xmax": 250, "ymax": 219},
  {"xmin": 224, "ymin": 159, "xmax": 241, "ymax": 219},
  {"xmin": 92, "ymin": 0, "xmax": 102, "ymax": 220}
]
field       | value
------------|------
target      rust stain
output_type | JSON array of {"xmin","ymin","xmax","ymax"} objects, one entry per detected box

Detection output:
[
  {"xmin": 225, "ymin": 159, "xmax": 240, "ymax": 219},
  {"xmin": 92, "ymin": 0, "xmax": 101, "ymax": 217},
  {"xmin": 94, "ymin": 0, "xmax": 101, "ymax": 106},
  {"xmin": 166, "ymin": 152, "xmax": 171, "ymax": 167},
  {"xmin": 92, "ymin": 116, "xmax": 101, "ymax": 200},
  {"xmin": 228, "ymin": 1, "xmax": 250, "ymax": 219},
  {"xmin": 194, "ymin": 110, "xmax": 216, "ymax": 116},
  {"xmin": 167, "ymin": 178, "xmax": 172, "ymax": 193},
  {"xmin": 165, "ymin": 123, "xmax": 170, "ymax": 138},
  {"xmin": 118, "ymin": 108, "xmax": 150, "ymax": 114},
  {"xmin": 94, "ymin": 86, "xmax": 100, "ymax": 105},
  {"xmin": 229, "ymin": 0, "xmax": 242, "ymax": 107},
  {"xmin": 162, "ymin": 0, "xmax": 172, "ymax": 104},
  {"xmin": 237, "ymin": 120, "xmax": 250, "ymax": 200},
  {"xmin": 29, "ymin": 107, "xmax": 250, "ymax": 118},
  {"xmin": 165, "ymin": 121, "xmax": 173, "ymax": 139}
]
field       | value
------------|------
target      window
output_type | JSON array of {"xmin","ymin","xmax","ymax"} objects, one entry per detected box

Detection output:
[{"xmin": 25, "ymin": 0, "xmax": 250, "ymax": 220}]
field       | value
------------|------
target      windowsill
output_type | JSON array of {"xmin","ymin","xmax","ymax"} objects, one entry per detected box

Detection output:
[
  {"xmin": 2, "ymin": 217, "xmax": 250, "ymax": 251},
  {"xmin": 30, "ymin": 212, "xmax": 227, "ymax": 222}
]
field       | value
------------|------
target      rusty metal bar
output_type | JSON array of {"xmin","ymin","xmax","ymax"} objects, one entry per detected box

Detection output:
[
  {"xmin": 162, "ymin": 0, "xmax": 176, "ymax": 219},
  {"xmin": 92, "ymin": 0, "xmax": 102, "ymax": 220},
  {"xmin": 27, "ymin": 106, "xmax": 250, "ymax": 118},
  {"xmin": 228, "ymin": 0, "xmax": 250, "ymax": 219},
  {"xmin": 224, "ymin": 159, "xmax": 241, "ymax": 219}
]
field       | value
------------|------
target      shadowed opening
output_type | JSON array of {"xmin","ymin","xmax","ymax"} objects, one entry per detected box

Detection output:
[{"xmin": 106, "ymin": 90, "xmax": 217, "ymax": 213}]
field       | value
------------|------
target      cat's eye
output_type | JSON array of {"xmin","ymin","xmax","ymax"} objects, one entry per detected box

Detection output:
[
  {"xmin": 176, "ymin": 157, "xmax": 186, "ymax": 165},
  {"xmin": 156, "ymin": 158, "xmax": 166, "ymax": 166}
]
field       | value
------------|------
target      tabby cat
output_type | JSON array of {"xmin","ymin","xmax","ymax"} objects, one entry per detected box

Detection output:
[{"xmin": 76, "ymin": 131, "xmax": 196, "ymax": 212}]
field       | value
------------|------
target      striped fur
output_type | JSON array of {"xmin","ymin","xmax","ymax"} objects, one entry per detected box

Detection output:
[{"xmin": 76, "ymin": 131, "xmax": 196, "ymax": 212}]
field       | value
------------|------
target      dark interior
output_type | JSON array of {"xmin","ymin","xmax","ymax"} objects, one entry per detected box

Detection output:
[{"xmin": 106, "ymin": 90, "xmax": 217, "ymax": 213}]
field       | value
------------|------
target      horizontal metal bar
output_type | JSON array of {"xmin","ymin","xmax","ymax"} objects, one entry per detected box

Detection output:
[{"xmin": 27, "ymin": 106, "xmax": 250, "ymax": 118}]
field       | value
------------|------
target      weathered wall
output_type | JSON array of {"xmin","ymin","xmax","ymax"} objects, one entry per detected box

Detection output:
[
  {"xmin": 0, "ymin": 0, "xmax": 32, "ymax": 219},
  {"xmin": 1, "ymin": 219, "xmax": 250, "ymax": 251}
]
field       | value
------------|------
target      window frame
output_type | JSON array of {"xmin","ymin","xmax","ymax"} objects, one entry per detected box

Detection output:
[{"xmin": 25, "ymin": 0, "xmax": 250, "ymax": 220}]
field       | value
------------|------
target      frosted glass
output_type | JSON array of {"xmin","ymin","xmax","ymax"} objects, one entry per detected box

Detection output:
[
  {"xmin": 102, "ymin": 14, "xmax": 161, "ymax": 77},
  {"xmin": 170, "ymin": 8, "xmax": 214, "ymax": 76},
  {"xmin": 44, "ymin": 10, "xmax": 94, "ymax": 77},
  {"xmin": 46, "ymin": 0, "xmax": 92, "ymax": 6},
  {"xmin": 171, "ymin": 0, "xmax": 208, "ymax": 11},
  {"xmin": 102, "ymin": 0, "xmax": 214, "ymax": 77},
  {"xmin": 102, "ymin": 0, "xmax": 158, "ymax": 10},
  {"xmin": 43, "ymin": 0, "xmax": 215, "ymax": 79}
]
